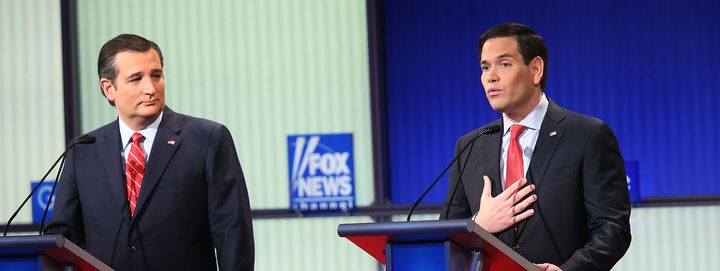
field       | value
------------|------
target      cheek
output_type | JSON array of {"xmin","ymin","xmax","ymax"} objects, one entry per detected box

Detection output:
[
  {"xmin": 155, "ymin": 83, "xmax": 166, "ymax": 94},
  {"xmin": 506, "ymin": 74, "xmax": 525, "ymax": 92},
  {"xmin": 115, "ymin": 89, "xmax": 139, "ymax": 105}
]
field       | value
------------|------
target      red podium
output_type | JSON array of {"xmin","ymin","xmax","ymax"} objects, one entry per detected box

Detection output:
[
  {"xmin": 0, "ymin": 234, "xmax": 112, "ymax": 270},
  {"xmin": 338, "ymin": 219, "xmax": 538, "ymax": 271}
]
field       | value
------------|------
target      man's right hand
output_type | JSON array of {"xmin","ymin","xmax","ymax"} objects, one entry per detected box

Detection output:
[{"xmin": 473, "ymin": 175, "xmax": 537, "ymax": 233}]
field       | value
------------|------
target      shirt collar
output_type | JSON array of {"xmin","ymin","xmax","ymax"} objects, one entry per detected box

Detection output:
[
  {"xmin": 502, "ymin": 93, "xmax": 549, "ymax": 135},
  {"xmin": 119, "ymin": 111, "xmax": 164, "ymax": 145}
]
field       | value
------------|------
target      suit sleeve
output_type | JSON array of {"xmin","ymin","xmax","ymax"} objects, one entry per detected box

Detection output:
[
  {"xmin": 43, "ymin": 144, "xmax": 86, "ymax": 247},
  {"xmin": 205, "ymin": 124, "xmax": 255, "ymax": 271},
  {"xmin": 440, "ymin": 136, "xmax": 473, "ymax": 219},
  {"xmin": 561, "ymin": 122, "xmax": 632, "ymax": 271}
]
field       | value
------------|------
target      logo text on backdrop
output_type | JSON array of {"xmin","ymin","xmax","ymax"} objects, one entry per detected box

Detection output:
[{"xmin": 288, "ymin": 133, "xmax": 355, "ymax": 213}]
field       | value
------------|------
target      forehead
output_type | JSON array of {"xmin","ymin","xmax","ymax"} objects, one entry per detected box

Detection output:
[
  {"xmin": 480, "ymin": 37, "xmax": 521, "ymax": 62},
  {"xmin": 114, "ymin": 49, "xmax": 162, "ymax": 74}
]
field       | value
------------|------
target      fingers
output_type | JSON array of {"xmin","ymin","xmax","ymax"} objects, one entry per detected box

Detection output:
[
  {"xmin": 511, "ymin": 208, "xmax": 534, "ymax": 224},
  {"xmin": 481, "ymin": 175, "xmax": 492, "ymax": 198},
  {"xmin": 499, "ymin": 177, "xmax": 527, "ymax": 200},
  {"xmin": 512, "ymin": 193, "xmax": 537, "ymax": 214},
  {"xmin": 514, "ymin": 183, "xmax": 536, "ymax": 203},
  {"xmin": 534, "ymin": 263, "xmax": 561, "ymax": 271}
]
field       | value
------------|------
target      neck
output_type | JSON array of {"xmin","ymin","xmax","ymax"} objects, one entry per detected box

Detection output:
[
  {"xmin": 120, "ymin": 115, "xmax": 158, "ymax": 131},
  {"xmin": 505, "ymin": 92, "xmax": 542, "ymax": 122}
]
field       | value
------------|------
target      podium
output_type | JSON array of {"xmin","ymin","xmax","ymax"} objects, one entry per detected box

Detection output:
[
  {"xmin": 0, "ymin": 234, "xmax": 112, "ymax": 271},
  {"xmin": 338, "ymin": 219, "xmax": 537, "ymax": 271}
]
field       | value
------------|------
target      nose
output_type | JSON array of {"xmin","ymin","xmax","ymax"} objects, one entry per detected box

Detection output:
[
  {"xmin": 141, "ymin": 77, "xmax": 156, "ymax": 95},
  {"xmin": 485, "ymin": 67, "xmax": 499, "ymax": 84}
]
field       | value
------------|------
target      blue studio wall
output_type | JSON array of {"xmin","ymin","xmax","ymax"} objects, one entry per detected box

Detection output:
[{"xmin": 385, "ymin": 0, "xmax": 720, "ymax": 204}]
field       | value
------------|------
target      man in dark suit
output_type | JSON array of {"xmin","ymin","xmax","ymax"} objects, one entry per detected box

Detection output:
[
  {"xmin": 45, "ymin": 34, "xmax": 254, "ymax": 270},
  {"xmin": 440, "ymin": 23, "xmax": 631, "ymax": 271}
]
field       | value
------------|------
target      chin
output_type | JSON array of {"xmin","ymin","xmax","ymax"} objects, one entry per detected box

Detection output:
[
  {"xmin": 138, "ymin": 107, "xmax": 163, "ymax": 117},
  {"xmin": 487, "ymin": 101, "xmax": 505, "ymax": 112}
]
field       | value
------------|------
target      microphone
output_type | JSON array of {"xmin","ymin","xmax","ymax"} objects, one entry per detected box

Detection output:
[
  {"xmin": 3, "ymin": 135, "xmax": 96, "ymax": 236},
  {"xmin": 407, "ymin": 125, "xmax": 500, "ymax": 221}
]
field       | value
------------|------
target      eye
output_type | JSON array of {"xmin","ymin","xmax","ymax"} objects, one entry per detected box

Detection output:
[
  {"xmin": 500, "ymin": 62, "xmax": 512, "ymax": 68},
  {"xmin": 481, "ymin": 64, "xmax": 490, "ymax": 72},
  {"xmin": 128, "ymin": 77, "xmax": 140, "ymax": 83}
]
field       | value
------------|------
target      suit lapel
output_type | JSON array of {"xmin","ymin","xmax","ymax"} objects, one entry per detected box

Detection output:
[
  {"xmin": 131, "ymin": 109, "xmax": 183, "ymax": 224},
  {"xmin": 97, "ymin": 121, "xmax": 128, "ymax": 213},
  {"xmin": 463, "ymin": 121, "xmax": 503, "ymax": 202},
  {"xmin": 487, "ymin": 122, "xmax": 504, "ymax": 198},
  {"xmin": 490, "ymin": 121, "xmax": 517, "ymax": 245},
  {"xmin": 471, "ymin": 120, "xmax": 514, "ymax": 244},
  {"xmin": 527, "ymin": 100, "xmax": 566, "ymax": 189},
  {"xmin": 516, "ymin": 100, "xmax": 566, "ymax": 238}
]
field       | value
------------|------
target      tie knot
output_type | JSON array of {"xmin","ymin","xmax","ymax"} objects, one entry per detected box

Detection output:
[
  {"xmin": 509, "ymin": 125, "xmax": 526, "ymax": 140},
  {"xmin": 131, "ymin": 132, "xmax": 145, "ymax": 144}
]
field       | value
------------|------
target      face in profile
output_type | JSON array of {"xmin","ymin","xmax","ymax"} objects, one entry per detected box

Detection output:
[
  {"xmin": 101, "ymin": 49, "xmax": 165, "ymax": 129},
  {"xmin": 479, "ymin": 37, "xmax": 543, "ymax": 120}
]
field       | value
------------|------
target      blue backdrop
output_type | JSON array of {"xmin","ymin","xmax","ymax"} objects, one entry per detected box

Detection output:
[{"xmin": 384, "ymin": 0, "xmax": 720, "ymax": 204}]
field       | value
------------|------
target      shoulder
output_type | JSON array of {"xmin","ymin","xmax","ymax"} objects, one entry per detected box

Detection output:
[
  {"xmin": 548, "ymin": 100, "xmax": 608, "ymax": 132},
  {"xmin": 562, "ymin": 108, "xmax": 612, "ymax": 136},
  {"xmin": 551, "ymin": 103, "xmax": 618, "ymax": 148},
  {"xmin": 79, "ymin": 120, "xmax": 118, "ymax": 142},
  {"xmin": 163, "ymin": 109, "xmax": 235, "ymax": 145},
  {"xmin": 456, "ymin": 120, "xmax": 502, "ymax": 146},
  {"xmin": 163, "ymin": 108, "xmax": 229, "ymax": 133}
]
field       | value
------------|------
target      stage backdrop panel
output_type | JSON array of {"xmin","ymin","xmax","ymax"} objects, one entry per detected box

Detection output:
[
  {"xmin": 384, "ymin": 0, "xmax": 720, "ymax": 204},
  {"xmin": 74, "ymin": 0, "xmax": 374, "ymax": 210},
  {"xmin": 0, "ymin": 0, "xmax": 65, "ymax": 223}
]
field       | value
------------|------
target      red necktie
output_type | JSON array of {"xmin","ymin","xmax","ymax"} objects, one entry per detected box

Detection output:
[
  {"xmin": 505, "ymin": 125, "xmax": 526, "ymax": 189},
  {"xmin": 126, "ymin": 132, "xmax": 146, "ymax": 216}
]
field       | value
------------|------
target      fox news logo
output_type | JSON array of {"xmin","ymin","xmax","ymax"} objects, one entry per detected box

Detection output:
[{"xmin": 288, "ymin": 133, "xmax": 355, "ymax": 212}]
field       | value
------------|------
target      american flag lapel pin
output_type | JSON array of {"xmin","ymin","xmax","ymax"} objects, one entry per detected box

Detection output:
[
  {"xmin": 549, "ymin": 131, "xmax": 557, "ymax": 137},
  {"xmin": 167, "ymin": 140, "xmax": 176, "ymax": 145}
]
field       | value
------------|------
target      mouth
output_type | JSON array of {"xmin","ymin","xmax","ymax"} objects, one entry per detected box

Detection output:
[
  {"xmin": 486, "ymin": 88, "xmax": 502, "ymax": 97},
  {"xmin": 140, "ymin": 99, "xmax": 158, "ymax": 106}
]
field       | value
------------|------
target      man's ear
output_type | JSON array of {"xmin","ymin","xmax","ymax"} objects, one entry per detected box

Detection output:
[
  {"xmin": 100, "ymin": 78, "xmax": 116, "ymax": 102},
  {"xmin": 530, "ymin": 56, "xmax": 544, "ymax": 86}
]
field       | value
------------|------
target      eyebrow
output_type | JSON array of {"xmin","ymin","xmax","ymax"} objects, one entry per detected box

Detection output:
[
  {"xmin": 126, "ymin": 69, "xmax": 163, "ymax": 79},
  {"xmin": 480, "ymin": 53, "xmax": 515, "ymax": 64},
  {"xmin": 126, "ymin": 72, "xmax": 143, "ymax": 79}
]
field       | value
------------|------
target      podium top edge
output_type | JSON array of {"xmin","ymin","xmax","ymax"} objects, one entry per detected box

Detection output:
[
  {"xmin": 337, "ymin": 219, "xmax": 473, "ymax": 237},
  {"xmin": 0, "ymin": 234, "xmax": 64, "ymax": 248},
  {"xmin": 0, "ymin": 234, "xmax": 66, "ymax": 256}
]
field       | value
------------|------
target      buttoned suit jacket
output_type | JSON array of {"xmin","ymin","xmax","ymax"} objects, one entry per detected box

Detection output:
[
  {"xmin": 46, "ymin": 107, "xmax": 254, "ymax": 271},
  {"xmin": 441, "ymin": 100, "xmax": 631, "ymax": 271}
]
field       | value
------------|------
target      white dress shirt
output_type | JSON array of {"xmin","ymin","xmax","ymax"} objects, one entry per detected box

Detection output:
[
  {"xmin": 500, "ymin": 94, "xmax": 549, "ymax": 188},
  {"xmin": 118, "ymin": 111, "xmax": 163, "ymax": 165}
]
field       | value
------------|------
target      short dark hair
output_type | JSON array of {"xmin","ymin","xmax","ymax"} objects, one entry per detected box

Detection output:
[
  {"xmin": 478, "ymin": 23, "xmax": 548, "ymax": 90},
  {"xmin": 97, "ymin": 34, "xmax": 164, "ymax": 106}
]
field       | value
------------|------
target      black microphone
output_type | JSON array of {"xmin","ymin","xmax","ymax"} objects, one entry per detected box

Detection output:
[
  {"xmin": 407, "ymin": 125, "xmax": 500, "ymax": 221},
  {"xmin": 3, "ymin": 135, "xmax": 96, "ymax": 236}
]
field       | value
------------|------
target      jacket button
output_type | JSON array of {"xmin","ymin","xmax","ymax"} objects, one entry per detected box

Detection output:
[
  {"xmin": 128, "ymin": 245, "xmax": 137, "ymax": 253},
  {"xmin": 512, "ymin": 244, "xmax": 520, "ymax": 251}
]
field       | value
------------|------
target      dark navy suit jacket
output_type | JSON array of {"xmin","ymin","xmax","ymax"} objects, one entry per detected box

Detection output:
[
  {"xmin": 441, "ymin": 100, "xmax": 631, "ymax": 271},
  {"xmin": 46, "ymin": 107, "xmax": 254, "ymax": 270}
]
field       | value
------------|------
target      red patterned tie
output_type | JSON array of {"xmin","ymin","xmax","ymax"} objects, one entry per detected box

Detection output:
[
  {"xmin": 126, "ymin": 132, "xmax": 145, "ymax": 216},
  {"xmin": 505, "ymin": 125, "xmax": 526, "ymax": 189}
]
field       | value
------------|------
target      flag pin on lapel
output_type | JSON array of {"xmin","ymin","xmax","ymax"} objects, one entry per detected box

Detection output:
[
  {"xmin": 549, "ymin": 131, "xmax": 557, "ymax": 137},
  {"xmin": 167, "ymin": 140, "xmax": 176, "ymax": 145}
]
